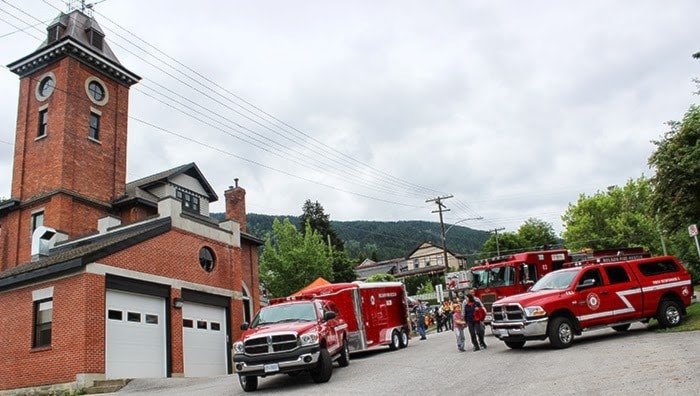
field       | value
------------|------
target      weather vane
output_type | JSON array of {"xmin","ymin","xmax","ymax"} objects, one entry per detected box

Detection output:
[{"xmin": 66, "ymin": 0, "xmax": 107, "ymax": 17}]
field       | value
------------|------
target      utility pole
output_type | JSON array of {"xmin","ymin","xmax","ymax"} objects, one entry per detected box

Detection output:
[
  {"xmin": 426, "ymin": 195, "xmax": 453, "ymax": 272},
  {"xmin": 488, "ymin": 227, "xmax": 506, "ymax": 256}
]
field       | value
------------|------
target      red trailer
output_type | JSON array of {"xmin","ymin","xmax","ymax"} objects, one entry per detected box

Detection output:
[{"xmin": 293, "ymin": 282, "xmax": 412, "ymax": 352}]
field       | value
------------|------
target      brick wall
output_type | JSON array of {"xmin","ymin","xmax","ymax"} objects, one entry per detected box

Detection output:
[
  {"xmin": 0, "ymin": 274, "xmax": 103, "ymax": 391},
  {"xmin": 11, "ymin": 59, "xmax": 129, "ymax": 204}
]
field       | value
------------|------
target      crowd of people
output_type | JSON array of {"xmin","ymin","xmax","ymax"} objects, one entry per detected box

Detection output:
[{"xmin": 412, "ymin": 288, "xmax": 487, "ymax": 352}]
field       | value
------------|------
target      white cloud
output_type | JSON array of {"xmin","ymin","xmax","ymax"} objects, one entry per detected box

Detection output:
[{"xmin": 0, "ymin": 0, "xmax": 698, "ymax": 238}]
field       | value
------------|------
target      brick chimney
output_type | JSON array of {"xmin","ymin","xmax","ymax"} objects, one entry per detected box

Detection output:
[{"xmin": 224, "ymin": 178, "xmax": 246, "ymax": 233}]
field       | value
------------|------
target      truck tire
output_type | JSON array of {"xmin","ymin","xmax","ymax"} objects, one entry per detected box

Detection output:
[
  {"xmin": 310, "ymin": 348, "xmax": 333, "ymax": 383},
  {"xmin": 390, "ymin": 330, "xmax": 400, "ymax": 350},
  {"xmin": 612, "ymin": 324, "xmax": 631, "ymax": 332},
  {"xmin": 548, "ymin": 317, "xmax": 574, "ymax": 349},
  {"xmin": 504, "ymin": 340, "xmax": 526, "ymax": 349},
  {"xmin": 337, "ymin": 338, "xmax": 350, "ymax": 367},
  {"xmin": 238, "ymin": 374, "xmax": 258, "ymax": 392},
  {"xmin": 399, "ymin": 329, "xmax": 409, "ymax": 348},
  {"xmin": 656, "ymin": 300, "xmax": 682, "ymax": 328}
]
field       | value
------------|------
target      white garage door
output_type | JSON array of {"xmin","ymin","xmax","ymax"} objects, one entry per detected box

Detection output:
[
  {"xmin": 182, "ymin": 302, "xmax": 227, "ymax": 377},
  {"xmin": 105, "ymin": 290, "xmax": 166, "ymax": 379}
]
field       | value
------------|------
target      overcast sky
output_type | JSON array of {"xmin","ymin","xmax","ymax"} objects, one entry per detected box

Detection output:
[{"xmin": 1, "ymin": 0, "xmax": 698, "ymax": 236}]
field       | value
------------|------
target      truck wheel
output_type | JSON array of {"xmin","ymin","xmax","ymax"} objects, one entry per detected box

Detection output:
[
  {"xmin": 238, "ymin": 374, "xmax": 258, "ymax": 392},
  {"xmin": 612, "ymin": 324, "xmax": 631, "ymax": 332},
  {"xmin": 310, "ymin": 348, "xmax": 333, "ymax": 383},
  {"xmin": 390, "ymin": 330, "xmax": 400, "ymax": 350},
  {"xmin": 656, "ymin": 300, "xmax": 682, "ymax": 328},
  {"xmin": 399, "ymin": 329, "xmax": 409, "ymax": 348},
  {"xmin": 337, "ymin": 338, "xmax": 350, "ymax": 367},
  {"xmin": 548, "ymin": 317, "xmax": 574, "ymax": 349},
  {"xmin": 504, "ymin": 340, "xmax": 526, "ymax": 349}
]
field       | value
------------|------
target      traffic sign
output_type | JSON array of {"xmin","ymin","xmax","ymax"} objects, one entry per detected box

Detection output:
[{"xmin": 690, "ymin": 224, "xmax": 698, "ymax": 237}]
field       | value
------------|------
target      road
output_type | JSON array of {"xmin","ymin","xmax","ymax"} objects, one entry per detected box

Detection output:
[{"xmin": 112, "ymin": 324, "xmax": 699, "ymax": 395}]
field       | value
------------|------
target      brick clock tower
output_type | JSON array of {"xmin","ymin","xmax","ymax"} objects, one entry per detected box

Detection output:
[{"xmin": 0, "ymin": 10, "xmax": 140, "ymax": 269}]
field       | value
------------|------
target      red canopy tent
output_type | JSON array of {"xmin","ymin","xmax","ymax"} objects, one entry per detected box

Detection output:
[{"xmin": 292, "ymin": 277, "xmax": 331, "ymax": 296}]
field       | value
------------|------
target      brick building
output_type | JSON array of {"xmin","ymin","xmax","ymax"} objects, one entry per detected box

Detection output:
[{"xmin": 0, "ymin": 10, "xmax": 262, "ymax": 393}]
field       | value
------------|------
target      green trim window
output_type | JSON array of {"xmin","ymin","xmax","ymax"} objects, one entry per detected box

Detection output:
[{"xmin": 176, "ymin": 189, "xmax": 200, "ymax": 214}]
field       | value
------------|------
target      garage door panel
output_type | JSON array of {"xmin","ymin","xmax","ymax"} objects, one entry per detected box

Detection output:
[
  {"xmin": 106, "ymin": 291, "xmax": 166, "ymax": 379},
  {"xmin": 182, "ymin": 302, "xmax": 227, "ymax": 377}
]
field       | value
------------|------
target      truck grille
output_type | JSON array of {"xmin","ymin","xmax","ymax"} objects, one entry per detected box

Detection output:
[
  {"xmin": 244, "ymin": 333, "xmax": 298, "ymax": 355},
  {"xmin": 480, "ymin": 293, "xmax": 496, "ymax": 311},
  {"xmin": 492, "ymin": 304, "xmax": 524, "ymax": 322}
]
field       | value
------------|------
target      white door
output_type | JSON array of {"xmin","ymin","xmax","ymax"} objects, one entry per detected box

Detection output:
[
  {"xmin": 182, "ymin": 302, "xmax": 227, "ymax": 377},
  {"xmin": 105, "ymin": 290, "xmax": 166, "ymax": 379}
]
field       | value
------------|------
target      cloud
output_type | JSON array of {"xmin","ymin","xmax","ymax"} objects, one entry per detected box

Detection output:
[{"xmin": 1, "ymin": 0, "xmax": 698, "ymax": 238}]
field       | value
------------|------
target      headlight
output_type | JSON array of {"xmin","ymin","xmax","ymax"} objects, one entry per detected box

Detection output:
[
  {"xmin": 233, "ymin": 341, "xmax": 245, "ymax": 354},
  {"xmin": 299, "ymin": 331, "xmax": 320, "ymax": 346},
  {"xmin": 523, "ymin": 306, "xmax": 547, "ymax": 317}
]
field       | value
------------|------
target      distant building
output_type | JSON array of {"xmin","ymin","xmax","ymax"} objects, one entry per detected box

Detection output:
[
  {"xmin": 0, "ymin": 9, "xmax": 261, "ymax": 393},
  {"xmin": 356, "ymin": 241, "xmax": 465, "ymax": 280}
]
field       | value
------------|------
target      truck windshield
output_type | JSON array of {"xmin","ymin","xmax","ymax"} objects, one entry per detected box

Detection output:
[
  {"xmin": 530, "ymin": 270, "xmax": 578, "ymax": 291},
  {"xmin": 471, "ymin": 266, "xmax": 516, "ymax": 289},
  {"xmin": 251, "ymin": 303, "xmax": 317, "ymax": 327}
]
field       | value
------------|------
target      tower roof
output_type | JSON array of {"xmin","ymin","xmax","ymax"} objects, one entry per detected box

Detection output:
[{"xmin": 7, "ymin": 10, "xmax": 140, "ymax": 86}]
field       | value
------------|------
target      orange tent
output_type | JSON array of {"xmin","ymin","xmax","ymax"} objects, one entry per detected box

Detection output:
[{"xmin": 292, "ymin": 277, "xmax": 331, "ymax": 296}]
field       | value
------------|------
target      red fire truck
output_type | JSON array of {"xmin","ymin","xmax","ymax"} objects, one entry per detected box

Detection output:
[
  {"xmin": 292, "ymin": 281, "xmax": 412, "ymax": 352},
  {"xmin": 468, "ymin": 248, "xmax": 650, "ymax": 323},
  {"xmin": 469, "ymin": 249, "xmax": 570, "ymax": 322}
]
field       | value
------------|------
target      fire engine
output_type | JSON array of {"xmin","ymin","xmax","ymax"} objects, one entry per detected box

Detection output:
[
  {"xmin": 293, "ymin": 281, "xmax": 412, "ymax": 352},
  {"xmin": 468, "ymin": 249, "xmax": 570, "ymax": 322},
  {"xmin": 490, "ymin": 255, "xmax": 693, "ymax": 349},
  {"xmin": 468, "ymin": 248, "xmax": 651, "ymax": 323}
]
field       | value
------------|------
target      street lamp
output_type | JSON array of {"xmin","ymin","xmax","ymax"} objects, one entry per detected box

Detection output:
[
  {"xmin": 441, "ymin": 217, "xmax": 483, "ymax": 270},
  {"xmin": 445, "ymin": 217, "xmax": 483, "ymax": 236}
]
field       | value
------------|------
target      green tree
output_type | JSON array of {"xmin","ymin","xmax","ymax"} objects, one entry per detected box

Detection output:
[
  {"xmin": 404, "ymin": 275, "xmax": 429, "ymax": 295},
  {"xmin": 366, "ymin": 273, "xmax": 397, "ymax": 282},
  {"xmin": 259, "ymin": 218, "xmax": 333, "ymax": 298},
  {"xmin": 478, "ymin": 232, "xmax": 526, "ymax": 259},
  {"xmin": 418, "ymin": 281, "xmax": 435, "ymax": 295},
  {"xmin": 299, "ymin": 200, "xmax": 357, "ymax": 282},
  {"xmin": 648, "ymin": 104, "xmax": 700, "ymax": 279},
  {"xmin": 561, "ymin": 177, "xmax": 659, "ymax": 253},
  {"xmin": 331, "ymin": 250, "xmax": 358, "ymax": 282},
  {"xmin": 300, "ymin": 200, "xmax": 344, "ymax": 250},
  {"xmin": 517, "ymin": 218, "xmax": 559, "ymax": 249}
]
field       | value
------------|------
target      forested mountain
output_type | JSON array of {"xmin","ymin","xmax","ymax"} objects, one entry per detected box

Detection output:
[{"xmin": 213, "ymin": 213, "xmax": 490, "ymax": 262}]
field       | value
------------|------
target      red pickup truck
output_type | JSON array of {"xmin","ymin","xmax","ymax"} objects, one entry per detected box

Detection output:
[
  {"xmin": 232, "ymin": 299, "xmax": 349, "ymax": 392},
  {"xmin": 490, "ymin": 255, "xmax": 694, "ymax": 349}
]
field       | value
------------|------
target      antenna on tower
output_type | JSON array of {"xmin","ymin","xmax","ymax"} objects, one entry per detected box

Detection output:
[{"xmin": 67, "ymin": 0, "xmax": 108, "ymax": 17}]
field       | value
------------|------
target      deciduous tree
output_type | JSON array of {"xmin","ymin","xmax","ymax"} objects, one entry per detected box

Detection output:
[{"xmin": 259, "ymin": 218, "xmax": 333, "ymax": 297}]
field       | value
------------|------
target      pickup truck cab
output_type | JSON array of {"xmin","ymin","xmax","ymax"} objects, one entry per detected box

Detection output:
[
  {"xmin": 232, "ymin": 299, "xmax": 349, "ymax": 392},
  {"xmin": 490, "ymin": 255, "xmax": 693, "ymax": 349}
]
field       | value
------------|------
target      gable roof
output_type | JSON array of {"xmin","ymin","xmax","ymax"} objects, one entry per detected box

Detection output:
[
  {"xmin": 114, "ymin": 163, "xmax": 218, "ymax": 206},
  {"xmin": 0, "ymin": 217, "xmax": 171, "ymax": 290}
]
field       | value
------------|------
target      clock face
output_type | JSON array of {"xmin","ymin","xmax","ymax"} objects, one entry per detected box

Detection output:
[
  {"xmin": 39, "ymin": 76, "xmax": 55, "ymax": 97},
  {"xmin": 35, "ymin": 73, "xmax": 56, "ymax": 101},
  {"xmin": 88, "ymin": 81, "xmax": 105, "ymax": 101},
  {"xmin": 85, "ymin": 76, "xmax": 109, "ymax": 106}
]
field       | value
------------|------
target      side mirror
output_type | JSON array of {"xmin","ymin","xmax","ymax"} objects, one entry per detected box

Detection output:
[
  {"xmin": 323, "ymin": 311, "xmax": 336, "ymax": 321},
  {"xmin": 240, "ymin": 322, "xmax": 249, "ymax": 331},
  {"xmin": 576, "ymin": 278, "xmax": 596, "ymax": 290}
]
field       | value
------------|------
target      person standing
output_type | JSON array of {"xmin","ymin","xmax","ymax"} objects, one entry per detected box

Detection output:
[
  {"xmin": 436, "ymin": 306, "xmax": 444, "ymax": 333},
  {"xmin": 414, "ymin": 299, "xmax": 427, "ymax": 340},
  {"xmin": 443, "ymin": 300, "xmax": 453, "ymax": 331},
  {"xmin": 463, "ymin": 293, "xmax": 487, "ymax": 351},
  {"xmin": 451, "ymin": 297, "xmax": 466, "ymax": 352}
]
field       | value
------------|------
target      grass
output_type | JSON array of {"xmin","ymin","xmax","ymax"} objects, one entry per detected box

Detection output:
[{"xmin": 648, "ymin": 285, "xmax": 700, "ymax": 332}]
